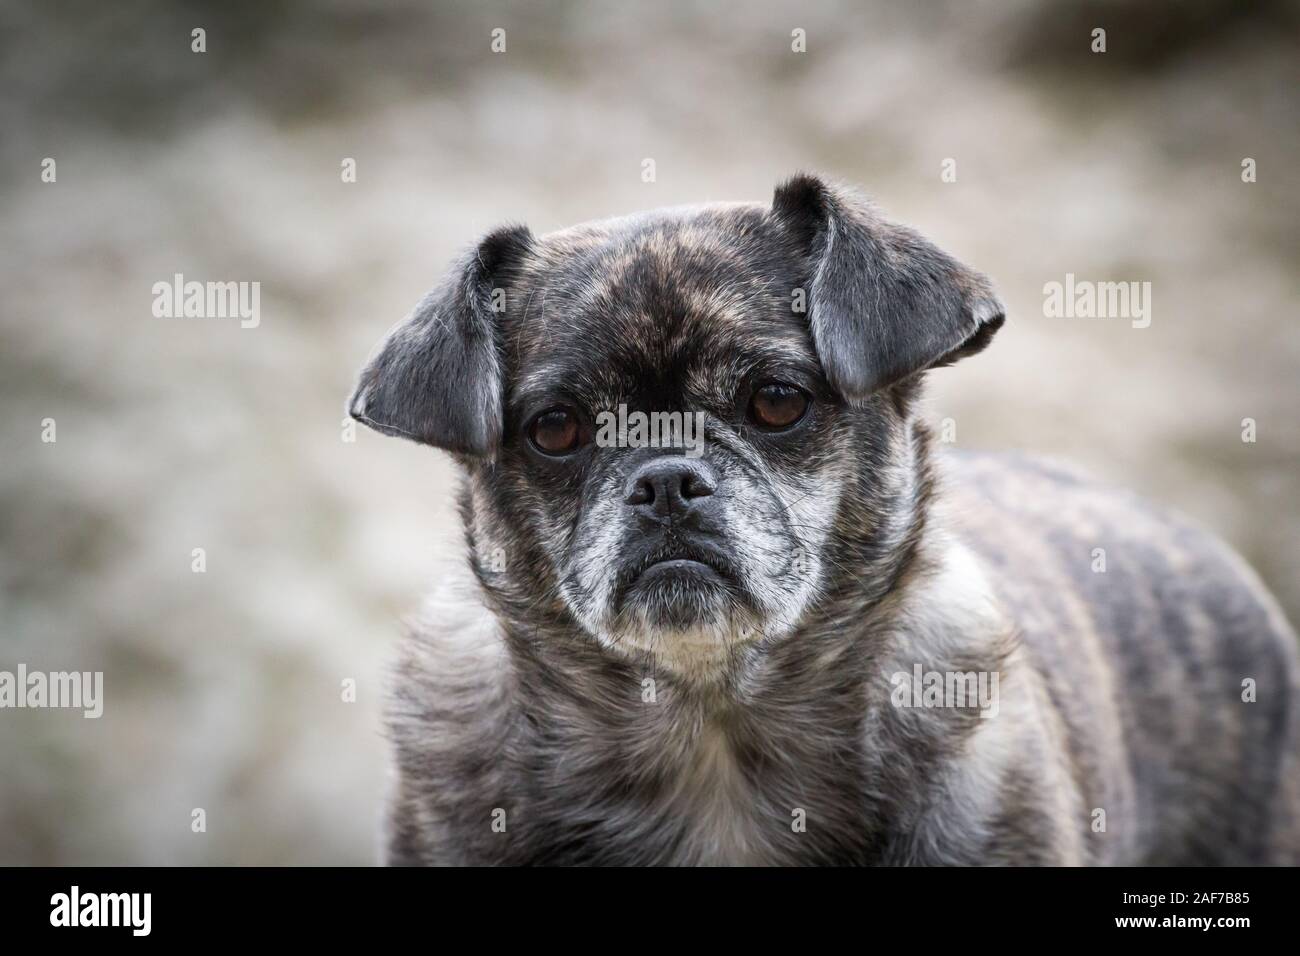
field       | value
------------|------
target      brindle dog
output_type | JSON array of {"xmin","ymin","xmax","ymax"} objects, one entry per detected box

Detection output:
[{"xmin": 349, "ymin": 174, "xmax": 1300, "ymax": 865}]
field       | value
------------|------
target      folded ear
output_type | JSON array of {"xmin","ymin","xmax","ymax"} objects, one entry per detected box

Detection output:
[
  {"xmin": 348, "ymin": 225, "xmax": 533, "ymax": 455},
  {"xmin": 771, "ymin": 174, "xmax": 1004, "ymax": 402}
]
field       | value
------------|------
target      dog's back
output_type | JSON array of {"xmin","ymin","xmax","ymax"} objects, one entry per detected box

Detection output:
[{"xmin": 944, "ymin": 450, "xmax": 1300, "ymax": 864}]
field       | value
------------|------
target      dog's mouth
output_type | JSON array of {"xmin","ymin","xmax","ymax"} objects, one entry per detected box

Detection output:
[
  {"xmin": 636, "ymin": 557, "xmax": 723, "ymax": 585},
  {"xmin": 611, "ymin": 537, "xmax": 748, "ymax": 623},
  {"xmin": 624, "ymin": 539, "xmax": 733, "ymax": 586}
]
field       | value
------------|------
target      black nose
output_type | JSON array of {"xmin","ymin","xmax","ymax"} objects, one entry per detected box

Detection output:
[{"xmin": 624, "ymin": 457, "xmax": 717, "ymax": 518}]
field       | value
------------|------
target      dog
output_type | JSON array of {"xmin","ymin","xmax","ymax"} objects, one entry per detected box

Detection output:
[{"xmin": 348, "ymin": 174, "xmax": 1300, "ymax": 865}]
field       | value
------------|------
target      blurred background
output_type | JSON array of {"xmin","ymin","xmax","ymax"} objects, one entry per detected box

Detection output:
[{"xmin": 1, "ymin": 0, "xmax": 1296, "ymax": 863}]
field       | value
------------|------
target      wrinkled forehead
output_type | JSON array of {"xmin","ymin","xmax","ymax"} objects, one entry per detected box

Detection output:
[{"xmin": 506, "ymin": 207, "xmax": 818, "ymax": 408}]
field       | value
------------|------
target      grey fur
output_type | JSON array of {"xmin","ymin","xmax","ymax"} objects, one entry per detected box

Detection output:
[{"xmin": 351, "ymin": 175, "xmax": 1300, "ymax": 865}]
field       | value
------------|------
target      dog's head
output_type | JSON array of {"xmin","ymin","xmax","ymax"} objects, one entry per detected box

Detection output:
[{"xmin": 350, "ymin": 174, "xmax": 1003, "ymax": 679}]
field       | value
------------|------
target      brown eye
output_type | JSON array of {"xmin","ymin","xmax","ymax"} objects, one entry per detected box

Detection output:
[
  {"xmin": 528, "ymin": 408, "xmax": 582, "ymax": 455},
  {"xmin": 748, "ymin": 383, "xmax": 809, "ymax": 430}
]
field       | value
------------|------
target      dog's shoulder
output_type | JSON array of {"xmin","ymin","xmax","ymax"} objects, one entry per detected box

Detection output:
[{"xmin": 383, "ymin": 560, "xmax": 518, "ymax": 864}]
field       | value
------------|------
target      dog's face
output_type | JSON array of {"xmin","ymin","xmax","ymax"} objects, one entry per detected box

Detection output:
[
  {"xmin": 497, "ymin": 206, "xmax": 846, "ymax": 667},
  {"xmin": 350, "ymin": 175, "xmax": 1003, "ymax": 679}
]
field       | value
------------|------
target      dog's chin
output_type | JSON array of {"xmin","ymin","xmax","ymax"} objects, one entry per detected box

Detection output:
[
  {"xmin": 623, "ymin": 559, "xmax": 732, "ymax": 629},
  {"xmin": 595, "ymin": 560, "xmax": 764, "ymax": 677}
]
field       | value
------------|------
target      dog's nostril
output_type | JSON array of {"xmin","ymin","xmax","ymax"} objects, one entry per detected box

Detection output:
[
  {"xmin": 624, "ymin": 478, "xmax": 655, "ymax": 507},
  {"xmin": 681, "ymin": 472, "xmax": 715, "ymax": 500}
]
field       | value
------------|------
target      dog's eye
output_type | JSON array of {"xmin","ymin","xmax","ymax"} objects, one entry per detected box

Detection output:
[
  {"xmin": 748, "ymin": 383, "xmax": 809, "ymax": 431},
  {"xmin": 527, "ymin": 407, "xmax": 583, "ymax": 456}
]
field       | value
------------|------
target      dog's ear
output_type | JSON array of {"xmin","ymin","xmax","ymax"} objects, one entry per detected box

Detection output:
[
  {"xmin": 771, "ymin": 174, "xmax": 1004, "ymax": 402},
  {"xmin": 348, "ymin": 225, "xmax": 533, "ymax": 455}
]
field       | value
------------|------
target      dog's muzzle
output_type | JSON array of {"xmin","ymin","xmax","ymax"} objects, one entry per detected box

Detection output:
[{"xmin": 612, "ymin": 456, "xmax": 750, "ymax": 622}]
